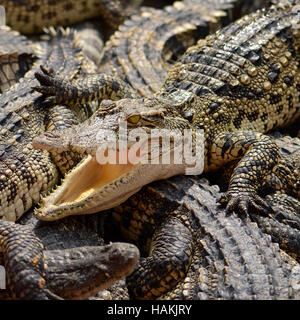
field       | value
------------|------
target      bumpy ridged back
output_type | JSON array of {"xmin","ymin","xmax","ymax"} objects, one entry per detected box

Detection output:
[
  {"xmin": 0, "ymin": 28, "xmax": 83, "ymax": 221},
  {"xmin": 161, "ymin": 2, "xmax": 300, "ymax": 135}
]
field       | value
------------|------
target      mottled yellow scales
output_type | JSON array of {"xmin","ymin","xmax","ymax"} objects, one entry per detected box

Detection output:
[
  {"xmin": 0, "ymin": 0, "xmax": 299, "ymax": 301},
  {"xmin": 32, "ymin": 1, "xmax": 300, "ymax": 220},
  {"xmin": 0, "ymin": 0, "xmax": 142, "ymax": 33}
]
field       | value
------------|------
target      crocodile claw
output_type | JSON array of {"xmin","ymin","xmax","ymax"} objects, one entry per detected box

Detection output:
[
  {"xmin": 219, "ymin": 191, "xmax": 272, "ymax": 216},
  {"xmin": 40, "ymin": 65, "xmax": 54, "ymax": 76},
  {"xmin": 34, "ymin": 65, "xmax": 57, "ymax": 89},
  {"xmin": 33, "ymin": 65, "xmax": 66, "ymax": 106}
]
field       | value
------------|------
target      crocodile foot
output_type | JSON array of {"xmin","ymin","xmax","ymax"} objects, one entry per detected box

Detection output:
[
  {"xmin": 219, "ymin": 190, "xmax": 272, "ymax": 216},
  {"xmin": 33, "ymin": 65, "xmax": 64, "ymax": 107}
]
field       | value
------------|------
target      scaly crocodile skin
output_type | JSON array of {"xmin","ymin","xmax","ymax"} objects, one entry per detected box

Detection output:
[
  {"xmin": 0, "ymin": 26, "xmax": 34, "ymax": 93},
  {"xmin": 0, "ymin": 27, "xmax": 93, "ymax": 221},
  {"xmin": 32, "ymin": 2, "xmax": 300, "ymax": 220},
  {"xmin": 105, "ymin": 175, "xmax": 299, "ymax": 300},
  {"xmin": 0, "ymin": 219, "xmax": 139, "ymax": 299},
  {"xmin": 102, "ymin": 135, "xmax": 299, "ymax": 300},
  {"xmin": 0, "ymin": 0, "xmax": 143, "ymax": 34}
]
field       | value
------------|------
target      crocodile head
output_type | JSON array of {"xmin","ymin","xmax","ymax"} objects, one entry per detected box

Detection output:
[{"xmin": 33, "ymin": 98, "xmax": 198, "ymax": 220}]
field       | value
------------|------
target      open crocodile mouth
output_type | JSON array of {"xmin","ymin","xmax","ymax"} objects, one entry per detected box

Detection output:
[
  {"xmin": 35, "ymin": 138, "xmax": 187, "ymax": 221},
  {"xmin": 55, "ymin": 155, "xmax": 135, "ymax": 205},
  {"xmin": 36, "ymin": 152, "xmax": 140, "ymax": 220}
]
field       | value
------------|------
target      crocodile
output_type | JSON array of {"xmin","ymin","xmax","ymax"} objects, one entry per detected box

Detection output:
[
  {"xmin": 0, "ymin": 0, "xmax": 293, "ymax": 297},
  {"xmin": 0, "ymin": 26, "xmax": 35, "ymax": 93},
  {"xmin": 98, "ymin": 0, "xmax": 269, "ymax": 98},
  {"xmin": 0, "ymin": 216, "xmax": 139, "ymax": 300},
  {"xmin": 99, "ymin": 134, "xmax": 299, "ymax": 300},
  {"xmin": 0, "ymin": 0, "xmax": 270, "ymax": 222},
  {"xmin": 0, "ymin": 23, "xmax": 110, "ymax": 221},
  {"xmin": 0, "ymin": 0, "xmax": 143, "ymax": 34},
  {"xmin": 32, "ymin": 1, "xmax": 300, "ymax": 221},
  {"xmin": 0, "ymin": 23, "xmax": 141, "ymax": 300}
]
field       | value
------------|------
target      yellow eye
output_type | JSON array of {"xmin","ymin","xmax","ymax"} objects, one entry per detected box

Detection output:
[{"xmin": 127, "ymin": 115, "xmax": 141, "ymax": 124}]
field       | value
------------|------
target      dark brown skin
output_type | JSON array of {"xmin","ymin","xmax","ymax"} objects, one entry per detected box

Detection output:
[
  {"xmin": 104, "ymin": 172, "xmax": 300, "ymax": 299},
  {"xmin": 0, "ymin": 220, "xmax": 139, "ymax": 300}
]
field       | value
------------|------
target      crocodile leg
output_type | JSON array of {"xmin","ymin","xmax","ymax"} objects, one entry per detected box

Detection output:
[
  {"xmin": 215, "ymin": 134, "xmax": 300, "ymax": 261},
  {"xmin": 209, "ymin": 131, "xmax": 280, "ymax": 214},
  {"xmin": 0, "ymin": 221, "xmax": 60, "ymax": 299},
  {"xmin": 216, "ymin": 135, "xmax": 300, "ymax": 200},
  {"xmin": 104, "ymin": 188, "xmax": 201, "ymax": 300},
  {"xmin": 33, "ymin": 65, "xmax": 140, "ymax": 108},
  {"xmin": 126, "ymin": 212, "xmax": 194, "ymax": 300}
]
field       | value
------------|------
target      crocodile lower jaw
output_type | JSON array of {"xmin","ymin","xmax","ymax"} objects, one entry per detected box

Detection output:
[{"xmin": 35, "ymin": 153, "xmax": 186, "ymax": 221}]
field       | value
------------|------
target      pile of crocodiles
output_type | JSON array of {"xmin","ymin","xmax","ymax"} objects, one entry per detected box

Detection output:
[{"xmin": 0, "ymin": 0, "xmax": 299, "ymax": 300}]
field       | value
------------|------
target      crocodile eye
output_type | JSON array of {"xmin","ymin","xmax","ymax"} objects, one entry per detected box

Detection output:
[{"xmin": 127, "ymin": 115, "xmax": 141, "ymax": 124}]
